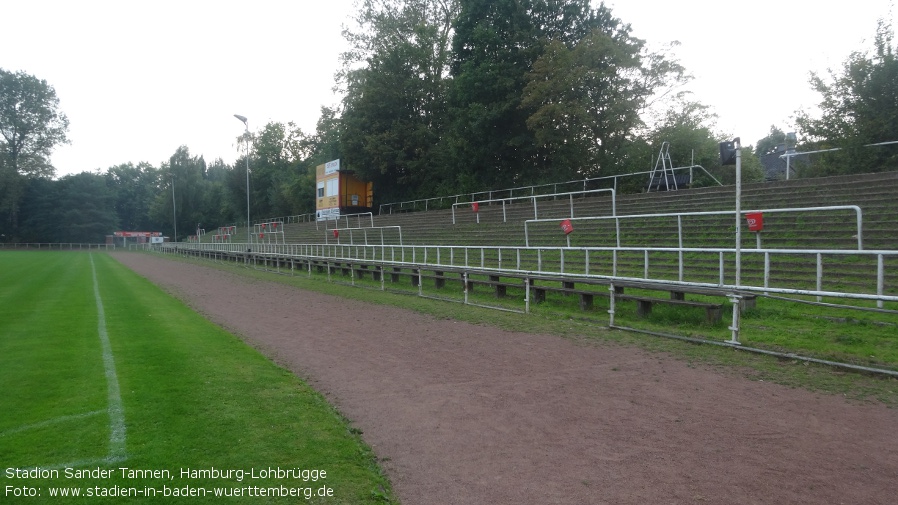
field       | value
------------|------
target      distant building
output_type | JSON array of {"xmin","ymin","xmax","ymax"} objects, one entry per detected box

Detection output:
[
  {"xmin": 106, "ymin": 231, "xmax": 164, "ymax": 246},
  {"xmin": 760, "ymin": 144, "xmax": 810, "ymax": 181}
]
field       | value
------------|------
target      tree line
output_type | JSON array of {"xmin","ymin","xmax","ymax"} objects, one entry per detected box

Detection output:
[{"xmin": 2, "ymin": 0, "xmax": 896, "ymax": 243}]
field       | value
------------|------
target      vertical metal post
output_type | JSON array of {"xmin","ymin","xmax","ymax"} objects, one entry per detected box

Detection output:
[
  {"xmin": 719, "ymin": 252, "xmax": 724, "ymax": 286},
  {"xmin": 877, "ymin": 254, "xmax": 884, "ymax": 309},
  {"xmin": 816, "ymin": 253, "xmax": 823, "ymax": 302},
  {"xmin": 678, "ymin": 215, "xmax": 684, "ymax": 281},
  {"xmin": 608, "ymin": 283, "xmax": 616, "ymax": 326},
  {"xmin": 525, "ymin": 277, "xmax": 530, "ymax": 313},
  {"xmin": 735, "ymin": 141, "xmax": 742, "ymax": 287},
  {"xmin": 727, "ymin": 295, "xmax": 741, "ymax": 345},
  {"xmin": 644, "ymin": 250, "xmax": 649, "ymax": 279}
]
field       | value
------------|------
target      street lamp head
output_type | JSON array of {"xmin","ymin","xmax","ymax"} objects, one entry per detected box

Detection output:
[{"xmin": 233, "ymin": 114, "xmax": 248, "ymax": 126}]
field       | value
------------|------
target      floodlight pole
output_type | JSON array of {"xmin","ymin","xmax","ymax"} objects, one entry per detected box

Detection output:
[{"xmin": 234, "ymin": 114, "xmax": 251, "ymax": 243}]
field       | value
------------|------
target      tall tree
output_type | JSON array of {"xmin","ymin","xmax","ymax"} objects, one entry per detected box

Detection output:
[
  {"xmin": 796, "ymin": 20, "xmax": 898, "ymax": 174},
  {"xmin": 54, "ymin": 172, "xmax": 119, "ymax": 243},
  {"xmin": 521, "ymin": 19, "xmax": 656, "ymax": 179},
  {"xmin": 0, "ymin": 68, "xmax": 69, "ymax": 234},
  {"xmin": 151, "ymin": 146, "xmax": 207, "ymax": 240},
  {"xmin": 755, "ymin": 126, "xmax": 788, "ymax": 156},
  {"xmin": 445, "ymin": 0, "xmax": 551, "ymax": 191},
  {"xmin": 105, "ymin": 162, "xmax": 160, "ymax": 231},
  {"xmin": 446, "ymin": 0, "xmax": 675, "ymax": 191},
  {"xmin": 340, "ymin": 0, "xmax": 459, "ymax": 203}
]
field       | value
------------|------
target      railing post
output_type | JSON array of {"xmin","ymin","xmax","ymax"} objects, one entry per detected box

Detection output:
[
  {"xmin": 727, "ymin": 295, "xmax": 742, "ymax": 345},
  {"xmin": 678, "ymin": 215, "xmax": 684, "ymax": 281},
  {"xmin": 524, "ymin": 277, "xmax": 530, "ymax": 313},
  {"xmin": 817, "ymin": 253, "xmax": 823, "ymax": 302},
  {"xmin": 608, "ymin": 283, "xmax": 616, "ymax": 326}
]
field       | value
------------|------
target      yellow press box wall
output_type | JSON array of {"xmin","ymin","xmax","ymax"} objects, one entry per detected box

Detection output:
[{"xmin": 315, "ymin": 159, "xmax": 373, "ymax": 219}]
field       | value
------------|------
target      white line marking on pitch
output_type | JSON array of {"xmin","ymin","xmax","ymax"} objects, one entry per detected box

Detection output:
[
  {"xmin": 90, "ymin": 253, "xmax": 127, "ymax": 462},
  {"xmin": 4, "ymin": 256, "xmax": 128, "ymax": 471},
  {"xmin": 0, "ymin": 410, "xmax": 104, "ymax": 438}
]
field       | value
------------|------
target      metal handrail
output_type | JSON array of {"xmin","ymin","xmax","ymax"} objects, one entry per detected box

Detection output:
[
  {"xmin": 380, "ymin": 166, "xmax": 721, "ymax": 215},
  {"xmin": 524, "ymin": 205, "xmax": 864, "ymax": 249},
  {"xmin": 452, "ymin": 188, "xmax": 616, "ymax": 225},
  {"xmin": 163, "ymin": 241, "xmax": 898, "ymax": 307}
]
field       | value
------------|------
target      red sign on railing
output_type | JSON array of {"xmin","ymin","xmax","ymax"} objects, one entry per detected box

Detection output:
[
  {"xmin": 560, "ymin": 219, "xmax": 574, "ymax": 235},
  {"xmin": 472, "ymin": 202, "xmax": 480, "ymax": 213},
  {"xmin": 746, "ymin": 212, "xmax": 764, "ymax": 232}
]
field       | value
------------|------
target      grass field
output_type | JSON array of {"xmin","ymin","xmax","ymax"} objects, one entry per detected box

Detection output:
[{"xmin": 0, "ymin": 251, "xmax": 394, "ymax": 504}]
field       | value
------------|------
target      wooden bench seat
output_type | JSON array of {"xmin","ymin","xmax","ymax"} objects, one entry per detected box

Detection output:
[
  {"xmin": 530, "ymin": 284, "xmax": 606, "ymax": 310},
  {"xmin": 615, "ymin": 294, "xmax": 723, "ymax": 324}
]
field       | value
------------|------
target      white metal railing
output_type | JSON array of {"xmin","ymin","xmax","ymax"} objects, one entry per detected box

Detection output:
[
  {"xmin": 0, "ymin": 243, "xmax": 117, "ymax": 250},
  {"xmin": 315, "ymin": 212, "xmax": 375, "ymax": 230},
  {"xmin": 323, "ymin": 225, "xmax": 403, "ymax": 246},
  {"xmin": 161, "ymin": 242, "xmax": 898, "ymax": 307},
  {"xmin": 379, "ymin": 166, "xmax": 721, "ymax": 215},
  {"xmin": 525, "ymin": 205, "xmax": 864, "ymax": 249},
  {"xmin": 452, "ymin": 188, "xmax": 616, "ymax": 225}
]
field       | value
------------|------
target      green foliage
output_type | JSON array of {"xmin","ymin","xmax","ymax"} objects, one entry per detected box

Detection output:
[
  {"xmin": 17, "ymin": 172, "xmax": 119, "ymax": 243},
  {"xmin": 796, "ymin": 20, "xmax": 898, "ymax": 175},
  {"xmin": 340, "ymin": 0, "xmax": 458, "ymax": 203},
  {"xmin": 0, "ymin": 68, "xmax": 69, "ymax": 178},
  {"xmin": 755, "ymin": 125, "xmax": 788, "ymax": 156},
  {"xmin": 105, "ymin": 162, "xmax": 160, "ymax": 231},
  {"xmin": 522, "ymin": 27, "xmax": 645, "ymax": 178},
  {"xmin": 0, "ymin": 68, "xmax": 69, "ymax": 235},
  {"xmin": 337, "ymin": 0, "xmax": 713, "ymax": 202}
]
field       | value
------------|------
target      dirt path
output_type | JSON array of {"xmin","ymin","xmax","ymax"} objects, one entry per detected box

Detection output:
[{"xmin": 112, "ymin": 253, "xmax": 898, "ymax": 505}]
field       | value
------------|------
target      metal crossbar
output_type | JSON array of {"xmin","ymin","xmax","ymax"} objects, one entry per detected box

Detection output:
[
  {"xmin": 452, "ymin": 188, "xmax": 616, "ymax": 224},
  {"xmin": 164, "ymin": 242, "xmax": 898, "ymax": 306},
  {"xmin": 524, "ymin": 205, "xmax": 864, "ymax": 249}
]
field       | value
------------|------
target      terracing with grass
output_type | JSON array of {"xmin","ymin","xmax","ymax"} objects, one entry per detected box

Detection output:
[{"xmin": 209, "ymin": 171, "xmax": 898, "ymax": 296}]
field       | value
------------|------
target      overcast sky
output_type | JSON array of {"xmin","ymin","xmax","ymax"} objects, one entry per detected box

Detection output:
[{"xmin": 4, "ymin": 0, "xmax": 896, "ymax": 177}]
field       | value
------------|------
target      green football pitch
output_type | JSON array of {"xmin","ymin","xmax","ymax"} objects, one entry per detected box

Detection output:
[{"xmin": 0, "ymin": 251, "xmax": 393, "ymax": 503}]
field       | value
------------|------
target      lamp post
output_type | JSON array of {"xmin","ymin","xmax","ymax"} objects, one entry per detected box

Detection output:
[{"xmin": 234, "ymin": 114, "xmax": 251, "ymax": 243}]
